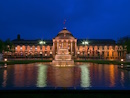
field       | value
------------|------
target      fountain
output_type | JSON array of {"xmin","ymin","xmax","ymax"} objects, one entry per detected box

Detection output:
[{"xmin": 52, "ymin": 48, "xmax": 74, "ymax": 67}]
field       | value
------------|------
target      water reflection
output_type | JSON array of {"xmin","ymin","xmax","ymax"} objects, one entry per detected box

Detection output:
[
  {"xmin": 79, "ymin": 64, "xmax": 90, "ymax": 87},
  {"xmin": 0, "ymin": 63, "xmax": 129, "ymax": 89},
  {"xmin": 2, "ymin": 70, "xmax": 7, "ymax": 87},
  {"xmin": 47, "ymin": 66, "xmax": 80, "ymax": 87},
  {"xmin": 36, "ymin": 64, "xmax": 47, "ymax": 87},
  {"xmin": 109, "ymin": 65, "xmax": 115, "ymax": 87},
  {"xmin": 120, "ymin": 71, "xmax": 124, "ymax": 87},
  {"xmin": 14, "ymin": 64, "xmax": 37, "ymax": 87}
]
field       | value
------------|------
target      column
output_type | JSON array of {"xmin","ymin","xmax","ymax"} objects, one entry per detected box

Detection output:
[
  {"xmin": 75, "ymin": 40, "xmax": 77, "ymax": 56},
  {"xmin": 66, "ymin": 40, "xmax": 68, "ymax": 49},
  {"xmin": 62, "ymin": 40, "xmax": 63, "ymax": 48},
  {"xmin": 53, "ymin": 40, "xmax": 55, "ymax": 55},
  {"xmin": 71, "ymin": 41, "xmax": 73, "ymax": 54},
  {"xmin": 57, "ymin": 41, "xmax": 59, "ymax": 52}
]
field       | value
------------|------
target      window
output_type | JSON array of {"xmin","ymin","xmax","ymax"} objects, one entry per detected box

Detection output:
[
  {"xmin": 112, "ymin": 52, "xmax": 114, "ymax": 57},
  {"xmin": 40, "ymin": 46, "xmax": 42, "ymax": 50},
  {"xmin": 107, "ymin": 46, "xmax": 109, "ymax": 50},
  {"xmin": 93, "ymin": 47, "xmax": 94, "ymax": 50},
  {"xmin": 112, "ymin": 46, "xmax": 115, "ymax": 50},
  {"xmin": 102, "ymin": 51, "xmax": 104, "ymax": 56},
  {"xmin": 102, "ymin": 46, "xmax": 104, "ymax": 50},
  {"xmin": 98, "ymin": 46, "xmax": 99, "ymax": 50},
  {"xmin": 107, "ymin": 52, "xmax": 109, "ymax": 56},
  {"xmin": 20, "ymin": 47, "xmax": 22, "ymax": 50}
]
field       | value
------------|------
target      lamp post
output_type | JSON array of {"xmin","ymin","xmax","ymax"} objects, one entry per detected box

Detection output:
[
  {"xmin": 39, "ymin": 40, "xmax": 46, "ymax": 60},
  {"xmin": 82, "ymin": 41, "xmax": 89, "ymax": 60}
]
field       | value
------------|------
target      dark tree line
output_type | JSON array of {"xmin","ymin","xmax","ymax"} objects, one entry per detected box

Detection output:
[
  {"xmin": 117, "ymin": 36, "xmax": 130, "ymax": 54},
  {"xmin": 0, "ymin": 39, "xmax": 14, "ymax": 53}
]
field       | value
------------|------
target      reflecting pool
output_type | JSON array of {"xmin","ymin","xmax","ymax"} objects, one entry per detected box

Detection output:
[{"xmin": 0, "ymin": 63, "xmax": 129, "ymax": 90}]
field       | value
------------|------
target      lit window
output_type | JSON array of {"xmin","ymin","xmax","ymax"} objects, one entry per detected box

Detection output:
[
  {"xmin": 50, "ymin": 51, "xmax": 52, "ymax": 54},
  {"xmin": 35, "ymin": 47, "xmax": 37, "ymax": 50},
  {"xmin": 20, "ymin": 47, "xmax": 22, "ymax": 50},
  {"xmin": 15, "ymin": 47, "xmax": 17, "ymax": 50}
]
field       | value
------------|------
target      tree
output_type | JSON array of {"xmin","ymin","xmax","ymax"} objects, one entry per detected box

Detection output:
[
  {"xmin": 0, "ymin": 39, "xmax": 4, "ymax": 53},
  {"xmin": 117, "ymin": 36, "xmax": 130, "ymax": 53},
  {"xmin": 4, "ymin": 38, "xmax": 14, "ymax": 51}
]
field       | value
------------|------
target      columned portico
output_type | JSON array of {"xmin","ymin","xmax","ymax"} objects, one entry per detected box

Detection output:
[{"xmin": 52, "ymin": 28, "xmax": 77, "ymax": 57}]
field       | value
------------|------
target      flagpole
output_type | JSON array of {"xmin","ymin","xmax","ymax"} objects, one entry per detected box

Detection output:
[{"xmin": 63, "ymin": 19, "xmax": 66, "ymax": 29}]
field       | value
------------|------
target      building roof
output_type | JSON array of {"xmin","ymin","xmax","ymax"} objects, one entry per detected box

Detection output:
[
  {"xmin": 12, "ymin": 28, "xmax": 116, "ymax": 46},
  {"xmin": 77, "ymin": 39, "xmax": 116, "ymax": 46},
  {"xmin": 54, "ymin": 28, "xmax": 76, "ymax": 39},
  {"xmin": 12, "ymin": 38, "xmax": 116, "ymax": 46},
  {"xmin": 12, "ymin": 39, "xmax": 53, "ymax": 46}
]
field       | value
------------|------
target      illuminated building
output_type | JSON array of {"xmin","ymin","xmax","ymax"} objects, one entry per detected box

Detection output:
[{"xmin": 4, "ymin": 28, "xmax": 127, "ymax": 60}]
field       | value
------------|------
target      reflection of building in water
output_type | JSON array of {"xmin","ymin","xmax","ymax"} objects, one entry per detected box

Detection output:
[
  {"xmin": 109, "ymin": 65, "xmax": 115, "ymax": 87},
  {"xmin": 80, "ymin": 64, "xmax": 90, "ymax": 87},
  {"xmin": 2, "ymin": 70, "xmax": 7, "ymax": 87},
  {"xmin": 90, "ymin": 63, "xmax": 117, "ymax": 87},
  {"xmin": 14, "ymin": 64, "xmax": 37, "ymax": 87},
  {"xmin": 120, "ymin": 71, "xmax": 124, "ymax": 87},
  {"xmin": 36, "ymin": 64, "xmax": 47, "ymax": 87},
  {"xmin": 47, "ymin": 66, "xmax": 80, "ymax": 87}
]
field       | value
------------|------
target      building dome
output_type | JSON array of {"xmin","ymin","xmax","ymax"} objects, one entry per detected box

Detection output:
[
  {"xmin": 55, "ymin": 28, "xmax": 75, "ymax": 39},
  {"xmin": 59, "ymin": 27, "xmax": 71, "ymax": 34}
]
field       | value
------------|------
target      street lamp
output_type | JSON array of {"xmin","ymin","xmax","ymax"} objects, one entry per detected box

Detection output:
[
  {"xmin": 39, "ymin": 41, "xmax": 46, "ymax": 45},
  {"xmin": 82, "ymin": 40, "xmax": 89, "ymax": 60},
  {"xmin": 39, "ymin": 40, "xmax": 46, "ymax": 59}
]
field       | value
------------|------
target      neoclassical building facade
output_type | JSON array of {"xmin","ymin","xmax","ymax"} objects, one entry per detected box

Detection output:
[{"xmin": 4, "ymin": 28, "xmax": 127, "ymax": 59}]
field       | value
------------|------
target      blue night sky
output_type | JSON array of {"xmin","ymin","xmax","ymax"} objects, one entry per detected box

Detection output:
[{"xmin": 0, "ymin": 0, "xmax": 130, "ymax": 41}]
